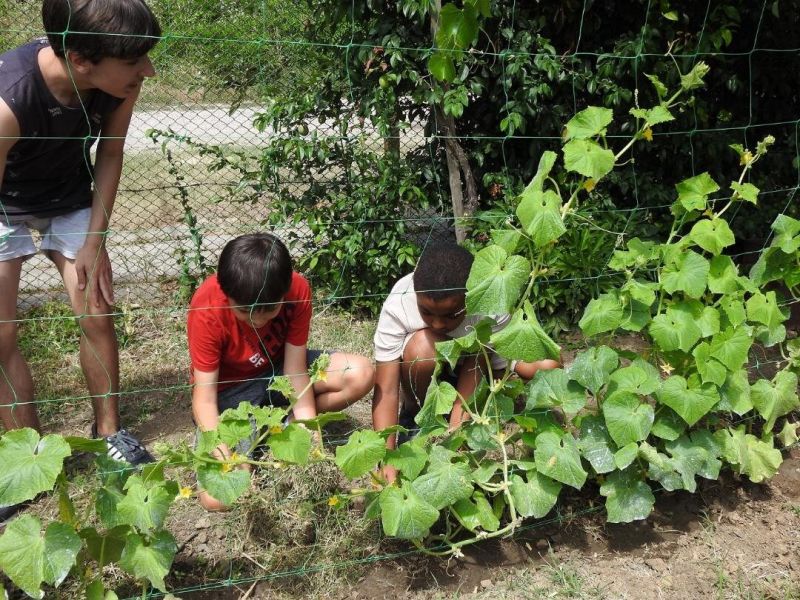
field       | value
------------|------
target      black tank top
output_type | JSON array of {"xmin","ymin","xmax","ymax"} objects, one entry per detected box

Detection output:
[{"xmin": 0, "ymin": 39, "xmax": 123, "ymax": 217}]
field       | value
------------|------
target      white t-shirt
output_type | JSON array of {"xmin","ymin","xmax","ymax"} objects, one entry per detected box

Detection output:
[{"xmin": 373, "ymin": 273, "xmax": 510, "ymax": 369}]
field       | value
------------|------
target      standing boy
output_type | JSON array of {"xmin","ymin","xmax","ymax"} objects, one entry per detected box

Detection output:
[
  {"xmin": 372, "ymin": 242, "xmax": 559, "ymax": 479},
  {"xmin": 188, "ymin": 233, "xmax": 374, "ymax": 511},
  {"xmin": 0, "ymin": 0, "xmax": 161, "ymax": 498}
]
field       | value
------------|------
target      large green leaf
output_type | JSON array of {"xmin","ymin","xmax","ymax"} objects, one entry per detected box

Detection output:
[
  {"xmin": 689, "ymin": 218, "xmax": 735, "ymax": 255},
  {"xmin": 437, "ymin": 3, "xmax": 479, "ymax": 48},
  {"xmin": 716, "ymin": 370, "xmax": 753, "ymax": 415},
  {"xmin": 411, "ymin": 461, "xmax": 473, "ymax": 510},
  {"xmin": 490, "ymin": 302, "xmax": 561, "ymax": 362},
  {"xmin": 751, "ymin": 371, "xmax": 799, "ymax": 432},
  {"xmin": 0, "ymin": 515, "xmax": 46, "ymax": 599},
  {"xmin": 579, "ymin": 293, "xmax": 624, "ymax": 336},
  {"xmin": 657, "ymin": 376, "xmax": 719, "ymax": 426},
  {"xmin": 415, "ymin": 381, "xmax": 457, "ymax": 430},
  {"xmin": 708, "ymin": 255, "xmax": 740, "ymax": 294},
  {"xmin": 515, "ymin": 189, "xmax": 566, "ymax": 248},
  {"xmin": 648, "ymin": 305, "xmax": 702, "ymax": 352},
  {"xmin": 453, "ymin": 492, "xmax": 500, "ymax": 532},
  {"xmin": 600, "ymin": 469, "xmax": 655, "ymax": 523},
  {"xmin": 563, "ymin": 139, "xmax": 615, "ymax": 180},
  {"xmin": 661, "ymin": 250, "xmax": 709, "ymax": 299},
  {"xmin": 534, "ymin": 431, "xmax": 587, "ymax": 489},
  {"xmin": 650, "ymin": 406, "xmax": 686, "ymax": 441},
  {"xmin": 522, "ymin": 150, "xmax": 557, "ymax": 194},
  {"xmin": 80, "ymin": 526, "xmax": 127, "ymax": 567},
  {"xmin": 577, "ymin": 415, "xmax": 617, "ymax": 474},
  {"xmin": 771, "ymin": 214, "xmax": 800, "ymax": 252},
  {"xmin": 428, "ymin": 52, "xmax": 456, "ymax": 82},
  {"xmin": 638, "ymin": 442, "xmax": 684, "ymax": 491},
  {"xmin": 379, "ymin": 486, "xmax": 439, "ymax": 539},
  {"xmin": 385, "ymin": 441, "xmax": 427, "ymax": 480},
  {"xmin": 0, "ymin": 429, "xmax": 71, "ymax": 507},
  {"xmin": 714, "ymin": 426, "xmax": 782, "ymax": 483},
  {"xmin": 466, "ymin": 245, "xmax": 531, "ymax": 315},
  {"xmin": 607, "ymin": 360, "xmax": 660, "ymax": 397},
  {"xmin": 602, "ymin": 392, "xmax": 654, "ymax": 447},
  {"xmin": 335, "ymin": 429, "xmax": 387, "ymax": 478},
  {"xmin": 664, "ymin": 431, "xmax": 722, "ymax": 492},
  {"xmin": 117, "ymin": 477, "xmax": 175, "ymax": 533},
  {"xmin": 270, "ymin": 423, "xmax": 312, "ymax": 465},
  {"xmin": 509, "ymin": 471, "xmax": 562, "ymax": 518},
  {"xmin": 119, "ymin": 530, "xmax": 177, "ymax": 593},
  {"xmin": 564, "ymin": 106, "xmax": 613, "ymax": 140},
  {"xmin": 675, "ymin": 172, "xmax": 719, "ymax": 211},
  {"xmin": 526, "ymin": 368, "xmax": 586, "ymax": 416},
  {"xmin": 746, "ymin": 291, "xmax": 787, "ymax": 329},
  {"xmin": 196, "ymin": 462, "xmax": 250, "ymax": 506},
  {"xmin": 692, "ymin": 342, "xmax": 728, "ymax": 387},
  {"xmin": 569, "ymin": 346, "xmax": 618, "ymax": 394},
  {"xmin": 708, "ymin": 326, "xmax": 752, "ymax": 371},
  {"xmin": 0, "ymin": 516, "xmax": 82, "ymax": 599}
]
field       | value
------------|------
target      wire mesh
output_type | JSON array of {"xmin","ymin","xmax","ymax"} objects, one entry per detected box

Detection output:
[{"xmin": 0, "ymin": 0, "xmax": 799, "ymax": 597}]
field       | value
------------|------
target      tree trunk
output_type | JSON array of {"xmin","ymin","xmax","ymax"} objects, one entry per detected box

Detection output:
[{"xmin": 430, "ymin": 0, "xmax": 478, "ymax": 244}]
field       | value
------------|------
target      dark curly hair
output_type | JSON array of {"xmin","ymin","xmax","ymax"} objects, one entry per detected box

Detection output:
[{"xmin": 413, "ymin": 241, "xmax": 474, "ymax": 300}]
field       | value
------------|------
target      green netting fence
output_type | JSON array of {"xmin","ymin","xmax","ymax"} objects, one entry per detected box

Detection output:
[{"xmin": 0, "ymin": 0, "xmax": 799, "ymax": 597}]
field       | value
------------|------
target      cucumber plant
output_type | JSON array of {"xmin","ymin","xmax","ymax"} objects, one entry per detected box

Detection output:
[{"xmin": 1, "ymin": 62, "xmax": 798, "ymax": 595}]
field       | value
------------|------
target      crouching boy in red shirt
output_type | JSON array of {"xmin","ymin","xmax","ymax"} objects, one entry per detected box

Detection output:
[{"xmin": 187, "ymin": 233, "xmax": 374, "ymax": 510}]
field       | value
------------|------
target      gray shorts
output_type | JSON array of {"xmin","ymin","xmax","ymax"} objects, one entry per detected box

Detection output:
[{"xmin": 0, "ymin": 207, "xmax": 92, "ymax": 261}]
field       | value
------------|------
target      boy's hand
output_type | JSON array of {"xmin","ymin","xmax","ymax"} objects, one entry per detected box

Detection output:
[
  {"xmin": 380, "ymin": 464, "xmax": 398, "ymax": 485},
  {"xmin": 75, "ymin": 240, "xmax": 114, "ymax": 307}
]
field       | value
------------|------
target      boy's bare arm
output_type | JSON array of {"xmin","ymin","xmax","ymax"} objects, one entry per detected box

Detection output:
[
  {"xmin": 0, "ymin": 98, "xmax": 21, "ymax": 186},
  {"xmin": 373, "ymin": 360, "xmax": 401, "ymax": 449},
  {"xmin": 78, "ymin": 88, "xmax": 139, "ymax": 306},
  {"xmin": 514, "ymin": 358, "xmax": 561, "ymax": 380},
  {"xmin": 192, "ymin": 367, "xmax": 235, "ymax": 459},
  {"xmin": 449, "ymin": 353, "xmax": 483, "ymax": 430},
  {"xmin": 284, "ymin": 342, "xmax": 316, "ymax": 420}
]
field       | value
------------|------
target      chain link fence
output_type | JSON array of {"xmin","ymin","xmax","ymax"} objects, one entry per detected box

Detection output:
[{"xmin": 1, "ymin": 0, "xmax": 452, "ymax": 310}]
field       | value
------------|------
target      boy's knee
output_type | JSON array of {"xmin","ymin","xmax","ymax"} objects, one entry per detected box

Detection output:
[
  {"xmin": 0, "ymin": 322, "xmax": 18, "ymax": 361},
  {"xmin": 403, "ymin": 328, "xmax": 445, "ymax": 362},
  {"xmin": 76, "ymin": 312, "xmax": 115, "ymax": 338},
  {"xmin": 198, "ymin": 490, "xmax": 229, "ymax": 512},
  {"xmin": 344, "ymin": 356, "xmax": 374, "ymax": 398}
]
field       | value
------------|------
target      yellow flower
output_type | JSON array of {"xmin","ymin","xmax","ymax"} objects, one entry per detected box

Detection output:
[
  {"xmin": 269, "ymin": 425, "xmax": 283, "ymax": 435},
  {"xmin": 327, "ymin": 496, "xmax": 340, "ymax": 507},
  {"xmin": 178, "ymin": 486, "xmax": 192, "ymax": 499},
  {"xmin": 317, "ymin": 369, "xmax": 328, "ymax": 383},
  {"xmin": 642, "ymin": 126, "xmax": 653, "ymax": 142},
  {"xmin": 230, "ymin": 452, "xmax": 241, "ymax": 462},
  {"xmin": 660, "ymin": 361, "xmax": 674, "ymax": 376},
  {"xmin": 221, "ymin": 462, "xmax": 233, "ymax": 473},
  {"xmin": 583, "ymin": 178, "xmax": 597, "ymax": 192},
  {"xmin": 740, "ymin": 150, "xmax": 753, "ymax": 166}
]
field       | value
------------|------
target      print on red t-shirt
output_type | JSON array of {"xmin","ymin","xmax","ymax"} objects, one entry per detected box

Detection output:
[{"xmin": 187, "ymin": 272, "xmax": 312, "ymax": 389}]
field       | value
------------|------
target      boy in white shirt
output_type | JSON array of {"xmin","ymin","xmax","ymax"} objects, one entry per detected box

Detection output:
[{"xmin": 371, "ymin": 242, "xmax": 558, "ymax": 479}]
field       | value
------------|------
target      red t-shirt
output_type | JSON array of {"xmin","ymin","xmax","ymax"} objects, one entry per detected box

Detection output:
[{"xmin": 187, "ymin": 272, "xmax": 312, "ymax": 389}]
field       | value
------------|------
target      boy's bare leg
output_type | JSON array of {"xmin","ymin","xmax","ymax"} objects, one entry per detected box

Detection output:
[
  {"xmin": 313, "ymin": 352, "xmax": 374, "ymax": 412},
  {"xmin": 399, "ymin": 328, "xmax": 446, "ymax": 410},
  {"xmin": 50, "ymin": 251, "xmax": 120, "ymax": 436},
  {"xmin": 0, "ymin": 258, "xmax": 39, "ymax": 431}
]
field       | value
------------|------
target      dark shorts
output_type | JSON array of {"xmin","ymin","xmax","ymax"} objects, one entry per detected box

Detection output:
[
  {"xmin": 217, "ymin": 348, "xmax": 326, "ymax": 412},
  {"xmin": 195, "ymin": 349, "xmax": 327, "ymax": 457}
]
